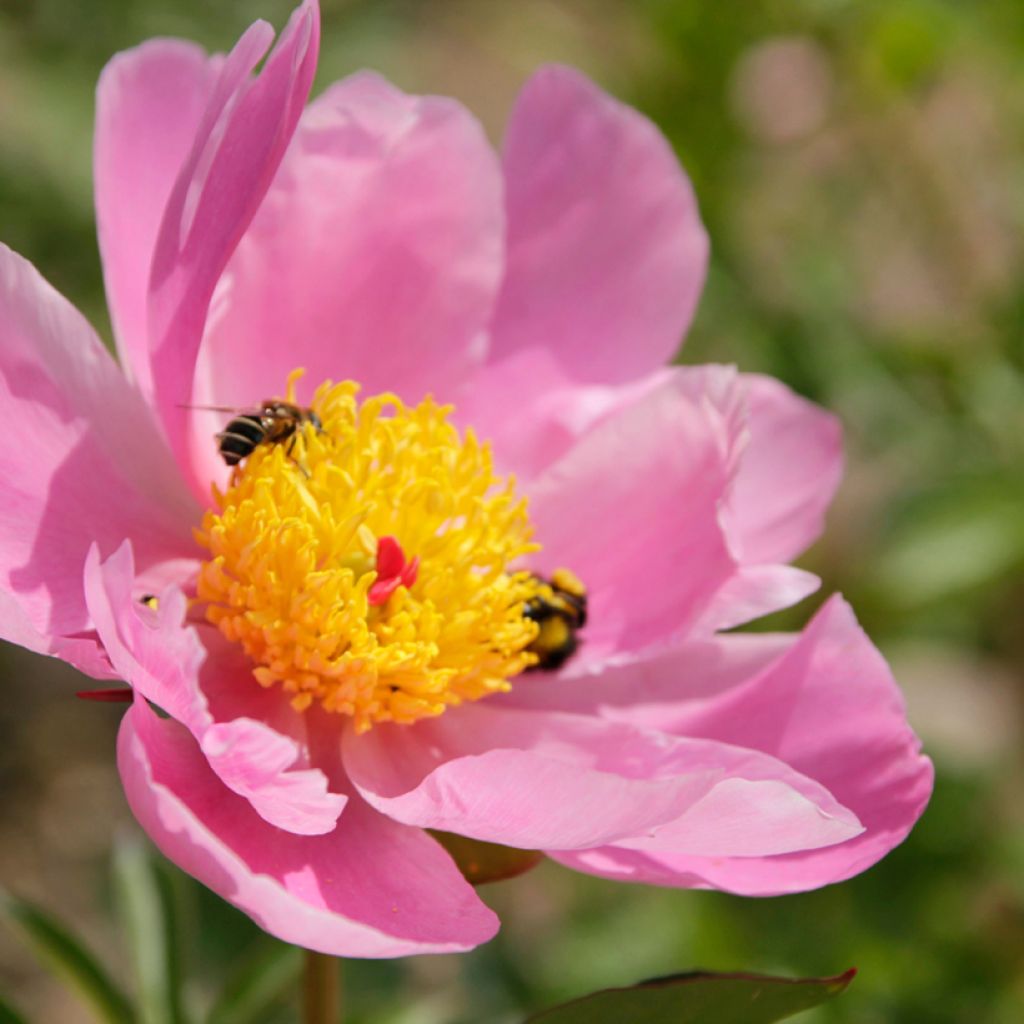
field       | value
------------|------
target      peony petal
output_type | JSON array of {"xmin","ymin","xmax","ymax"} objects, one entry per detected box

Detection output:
[
  {"xmin": 689, "ymin": 564, "xmax": 820, "ymax": 634},
  {"xmin": 496, "ymin": 630, "xmax": 794, "ymax": 724},
  {"xmin": 525, "ymin": 368, "xmax": 743, "ymax": 660},
  {"xmin": 85, "ymin": 542, "xmax": 345, "ymax": 836},
  {"xmin": 512, "ymin": 366, "xmax": 825, "ymax": 652},
  {"xmin": 0, "ymin": 588, "xmax": 117, "ymax": 679},
  {"xmin": 723, "ymin": 375, "xmax": 844, "ymax": 564},
  {"xmin": 456, "ymin": 347, "xmax": 674, "ymax": 483},
  {"xmin": 95, "ymin": 39, "xmax": 221, "ymax": 394},
  {"xmin": 118, "ymin": 699, "xmax": 499, "ymax": 957},
  {"xmin": 146, "ymin": 1, "xmax": 319, "ymax": 497},
  {"xmin": 610, "ymin": 777, "xmax": 858, "ymax": 858},
  {"xmin": 490, "ymin": 65, "xmax": 708, "ymax": 384},
  {"xmin": 551, "ymin": 596, "xmax": 933, "ymax": 894},
  {"xmin": 192, "ymin": 71, "xmax": 504, "ymax": 449},
  {"xmin": 0, "ymin": 245, "xmax": 198, "ymax": 658},
  {"xmin": 344, "ymin": 704, "xmax": 861, "ymax": 855},
  {"xmin": 199, "ymin": 717, "xmax": 347, "ymax": 837}
]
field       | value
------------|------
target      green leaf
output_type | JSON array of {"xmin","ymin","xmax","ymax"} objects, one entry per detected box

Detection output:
[
  {"xmin": 112, "ymin": 835, "xmax": 186, "ymax": 1024},
  {"xmin": 525, "ymin": 968, "xmax": 856, "ymax": 1024},
  {"xmin": 0, "ymin": 887, "xmax": 135, "ymax": 1024},
  {"xmin": 205, "ymin": 941, "xmax": 302, "ymax": 1024},
  {"xmin": 0, "ymin": 992, "xmax": 30, "ymax": 1024}
]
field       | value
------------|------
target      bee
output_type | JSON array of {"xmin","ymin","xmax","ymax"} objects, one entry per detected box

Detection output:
[
  {"xmin": 523, "ymin": 568, "xmax": 588, "ymax": 672},
  {"xmin": 214, "ymin": 400, "xmax": 322, "ymax": 467}
]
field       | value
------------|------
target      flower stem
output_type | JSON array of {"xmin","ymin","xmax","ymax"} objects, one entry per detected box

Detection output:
[{"xmin": 303, "ymin": 950, "xmax": 340, "ymax": 1024}]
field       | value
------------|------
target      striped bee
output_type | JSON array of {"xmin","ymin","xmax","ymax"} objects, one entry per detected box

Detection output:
[
  {"xmin": 214, "ymin": 400, "xmax": 322, "ymax": 467},
  {"xmin": 523, "ymin": 568, "xmax": 588, "ymax": 671}
]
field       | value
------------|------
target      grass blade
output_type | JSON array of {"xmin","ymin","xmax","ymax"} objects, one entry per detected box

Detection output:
[
  {"xmin": 113, "ymin": 835, "xmax": 187, "ymax": 1024},
  {"xmin": 0, "ymin": 887, "xmax": 135, "ymax": 1024}
]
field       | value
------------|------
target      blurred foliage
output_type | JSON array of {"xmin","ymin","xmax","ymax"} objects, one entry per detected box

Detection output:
[{"xmin": 2, "ymin": 0, "xmax": 1024, "ymax": 1022}]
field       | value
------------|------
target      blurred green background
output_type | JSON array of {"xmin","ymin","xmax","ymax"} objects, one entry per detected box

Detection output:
[{"xmin": 2, "ymin": 0, "xmax": 1023, "ymax": 1021}]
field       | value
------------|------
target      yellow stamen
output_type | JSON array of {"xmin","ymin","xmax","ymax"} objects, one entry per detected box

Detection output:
[{"xmin": 194, "ymin": 374, "xmax": 544, "ymax": 732}]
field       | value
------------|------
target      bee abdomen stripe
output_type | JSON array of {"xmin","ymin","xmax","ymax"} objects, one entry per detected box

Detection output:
[{"xmin": 223, "ymin": 416, "xmax": 266, "ymax": 440}]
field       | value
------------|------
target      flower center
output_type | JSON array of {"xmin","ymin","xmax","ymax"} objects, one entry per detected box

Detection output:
[{"xmin": 194, "ymin": 371, "xmax": 567, "ymax": 733}]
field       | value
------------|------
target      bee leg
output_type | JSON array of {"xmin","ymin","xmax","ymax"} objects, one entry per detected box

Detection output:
[{"xmin": 285, "ymin": 435, "xmax": 312, "ymax": 479}]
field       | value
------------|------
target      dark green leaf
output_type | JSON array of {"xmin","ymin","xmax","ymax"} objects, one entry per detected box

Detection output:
[
  {"xmin": 0, "ymin": 887, "xmax": 135, "ymax": 1024},
  {"xmin": 525, "ymin": 968, "xmax": 856, "ymax": 1024},
  {"xmin": 113, "ymin": 835, "xmax": 186, "ymax": 1024},
  {"xmin": 205, "ymin": 941, "xmax": 301, "ymax": 1024}
]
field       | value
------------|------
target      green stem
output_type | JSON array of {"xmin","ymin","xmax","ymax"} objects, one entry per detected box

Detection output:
[{"xmin": 302, "ymin": 951, "xmax": 340, "ymax": 1024}]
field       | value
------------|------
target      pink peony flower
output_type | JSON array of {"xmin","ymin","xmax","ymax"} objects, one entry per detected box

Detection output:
[{"xmin": 0, "ymin": 0, "xmax": 931, "ymax": 957}]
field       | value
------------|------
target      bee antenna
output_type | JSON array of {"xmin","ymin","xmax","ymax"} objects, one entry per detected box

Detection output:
[{"xmin": 177, "ymin": 402, "xmax": 241, "ymax": 413}]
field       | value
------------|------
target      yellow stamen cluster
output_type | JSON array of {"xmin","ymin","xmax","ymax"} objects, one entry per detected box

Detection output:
[{"xmin": 195, "ymin": 376, "xmax": 542, "ymax": 732}]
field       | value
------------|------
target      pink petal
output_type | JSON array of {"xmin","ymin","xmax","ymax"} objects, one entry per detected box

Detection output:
[
  {"xmin": 199, "ymin": 717, "xmax": 347, "ymax": 837},
  {"xmin": 146, "ymin": 1, "xmax": 319, "ymax": 497},
  {"xmin": 191, "ymin": 70, "xmax": 503, "ymax": 458},
  {"xmin": 611, "ymin": 776, "xmax": 858, "ymax": 858},
  {"xmin": 690, "ymin": 564, "xmax": 821, "ymax": 634},
  {"xmin": 490, "ymin": 65, "xmax": 708, "ymax": 384},
  {"xmin": 119, "ymin": 699, "xmax": 499, "ymax": 957},
  {"xmin": 525, "ymin": 368, "xmax": 743, "ymax": 660},
  {"xmin": 456, "ymin": 347, "xmax": 674, "ymax": 482},
  {"xmin": 0, "ymin": 588, "xmax": 117, "ymax": 679},
  {"xmin": 343, "ymin": 704, "xmax": 861, "ymax": 855},
  {"xmin": 552, "ymin": 596, "xmax": 933, "ymax": 894},
  {"xmin": 467, "ymin": 366, "xmax": 819, "ymax": 669},
  {"xmin": 497, "ymin": 630, "xmax": 794, "ymax": 723},
  {"xmin": 85, "ymin": 542, "xmax": 345, "ymax": 836},
  {"xmin": 724, "ymin": 375, "xmax": 844, "ymax": 564},
  {"xmin": 94, "ymin": 39, "xmax": 221, "ymax": 395},
  {"xmin": 0, "ymin": 245, "xmax": 198, "ymax": 658}
]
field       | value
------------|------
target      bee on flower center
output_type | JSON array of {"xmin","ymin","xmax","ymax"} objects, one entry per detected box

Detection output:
[
  {"xmin": 524, "ymin": 568, "xmax": 588, "ymax": 671},
  {"xmin": 216, "ymin": 400, "xmax": 322, "ymax": 466}
]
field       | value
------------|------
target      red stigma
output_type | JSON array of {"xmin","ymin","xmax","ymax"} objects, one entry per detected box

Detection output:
[{"xmin": 368, "ymin": 536, "xmax": 420, "ymax": 606}]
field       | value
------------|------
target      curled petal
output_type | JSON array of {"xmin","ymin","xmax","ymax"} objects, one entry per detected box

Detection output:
[
  {"xmin": 551, "ymin": 596, "xmax": 933, "ymax": 894},
  {"xmin": 198, "ymin": 718, "xmax": 347, "ymax": 836},
  {"xmin": 147, "ymin": 1, "xmax": 320, "ymax": 497},
  {"xmin": 344, "ymin": 704, "xmax": 861, "ymax": 855},
  {"xmin": 118, "ymin": 700, "xmax": 499, "ymax": 957},
  {"xmin": 85, "ymin": 542, "xmax": 345, "ymax": 836},
  {"xmin": 690, "ymin": 564, "xmax": 820, "ymax": 634}
]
